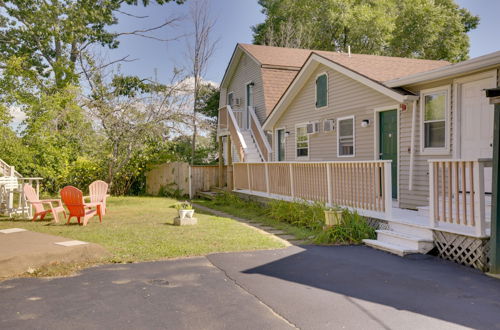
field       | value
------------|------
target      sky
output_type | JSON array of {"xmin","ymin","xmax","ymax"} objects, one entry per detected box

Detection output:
[{"xmin": 81, "ymin": 0, "xmax": 500, "ymax": 86}]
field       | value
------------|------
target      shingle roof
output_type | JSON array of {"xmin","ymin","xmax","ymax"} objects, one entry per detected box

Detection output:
[
  {"xmin": 237, "ymin": 43, "xmax": 451, "ymax": 119},
  {"xmin": 240, "ymin": 43, "xmax": 450, "ymax": 83}
]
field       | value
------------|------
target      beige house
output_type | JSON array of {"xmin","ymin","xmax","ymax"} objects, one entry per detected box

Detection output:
[{"xmin": 217, "ymin": 43, "xmax": 499, "ymax": 267}]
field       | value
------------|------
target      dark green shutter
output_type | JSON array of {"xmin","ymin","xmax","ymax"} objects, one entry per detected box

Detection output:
[{"xmin": 316, "ymin": 74, "xmax": 327, "ymax": 108}]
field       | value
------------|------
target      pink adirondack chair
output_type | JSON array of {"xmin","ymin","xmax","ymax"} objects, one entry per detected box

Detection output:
[
  {"xmin": 84, "ymin": 180, "xmax": 109, "ymax": 216},
  {"xmin": 23, "ymin": 184, "xmax": 66, "ymax": 223},
  {"xmin": 61, "ymin": 186, "xmax": 101, "ymax": 226}
]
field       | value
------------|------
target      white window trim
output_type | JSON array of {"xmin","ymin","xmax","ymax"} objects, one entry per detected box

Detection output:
[
  {"xmin": 227, "ymin": 91, "xmax": 234, "ymax": 107},
  {"xmin": 419, "ymin": 85, "xmax": 451, "ymax": 155},
  {"xmin": 275, "ymin": 127, "xmax": 286, "ymax": 162},
  {"xmin": 315, "ymin": 72, "xmax": 329, "ymax": 110},
  {"xmin": 295, "ymin": 123, "xmax": 310, "ymax": 160},
  {"xmin": 337, "ymin": 115, "xmax": 355, "ymax": 158}
]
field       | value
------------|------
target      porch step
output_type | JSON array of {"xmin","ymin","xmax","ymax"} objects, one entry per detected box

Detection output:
[
  {"xmin": 375, "ymin": 230, "xmax": 434, "ymax": 253},
  {"xmin": 197, "ymin": 191, "xmax": 218, "ymax": 200},
  {"xmin": 363, "ymin": 239, "xmax": 418, "ymax": 257}
]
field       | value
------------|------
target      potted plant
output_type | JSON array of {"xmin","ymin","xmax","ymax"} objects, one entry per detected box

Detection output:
[
  {"xmin": 175, "ymin": 201, "xmax": 194, "ymax": 219},
  {"xmin": 324, "ymin": 206, "xmax": 343, "ymax": 227}
]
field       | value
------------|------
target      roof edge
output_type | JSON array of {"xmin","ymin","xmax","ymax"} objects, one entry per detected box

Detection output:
[{"xmin": 385, "ymin": 50, "xmax": 500, "ymax": 87}]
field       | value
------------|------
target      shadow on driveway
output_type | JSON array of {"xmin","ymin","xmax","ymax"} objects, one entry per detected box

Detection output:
[{"xmin": 209, "ymin": 245, "xmax": 500, "ymax": 329}]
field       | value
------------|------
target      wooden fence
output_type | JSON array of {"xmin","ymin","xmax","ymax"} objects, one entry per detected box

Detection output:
[
  {"xmin": 429, "ymin": 159, "xmax": 491, "ymax": 237},
  {"xmin": 233, "ymin": 161, "xmax": 392, "ymax": 217},
  {"xmin": 146, "ymin": 162, "xmax": 227, "ymax": 198}
]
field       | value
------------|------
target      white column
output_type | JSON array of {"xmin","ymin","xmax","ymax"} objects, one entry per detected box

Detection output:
[
  {"xmin": 289, "ymin": 163, "xmax": 295, "ymax": 199},
  {"xmin": 384, "ymin": 161, "xmax": 392, "ymax": 219},
  {"xmin": 428, "ymin": 161, "xmax": 436, "ymax": 228},
  {"xmin": 265, "ymin": 163, "xmax": 270, "ymax": 195},
  {"xmin": 474, "ymin": 161, "xmax": 486, "ymax": 236},
  {"xmin": 326, "ymin": 164, "xmax": 333, "ymax": 206}
]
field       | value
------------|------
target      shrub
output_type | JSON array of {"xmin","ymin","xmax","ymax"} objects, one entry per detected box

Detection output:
[
  {"xmin": 267, "ymin": 199, "xmax": 325, "ymax": 231},
  {"xmin": 158, "ymin": 183, "xmax": 186, "ymax": 199},
  {"xmin": 212, "ymin": 191, "xmax": 265, "ymax": 214},
  {"xmin": 314, "ymin": 210, "xmax": 376, "ymax": 245}
]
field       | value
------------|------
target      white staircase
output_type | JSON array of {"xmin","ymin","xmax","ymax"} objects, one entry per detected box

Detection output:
[
  {"xmin": 363, "ymin": 221, "xmax": 434, "ymax": 257},
  {"xmin": 240, "ymin": 130, "xmax": 263, "ymax": 163}
]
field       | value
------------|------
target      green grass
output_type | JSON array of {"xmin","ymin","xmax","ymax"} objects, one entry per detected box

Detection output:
[
  {"xmin": 194, "ymin": 197, "xmax": 318, "ymax": 242},
  {"xmin": 0, "ymin": 196, "xmax": 286, "ymax": 263}
]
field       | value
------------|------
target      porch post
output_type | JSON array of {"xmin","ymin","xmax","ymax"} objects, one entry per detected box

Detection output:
[
  {"xmin": 486, "ymin": 88, "xmax": 500, "ymax": 274},
  {"xmin": 383, "ymin": 161, "xmax": 392, "ymax": 219},
  {"xmin": 226, "ymin": 136, "xmax": 233, "ymax": 192},
  {"xmin": 218, "ymin": 135, "xmax": 224, "ymax": 188}
]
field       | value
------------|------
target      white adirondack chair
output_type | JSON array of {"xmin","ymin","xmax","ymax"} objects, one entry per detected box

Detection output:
[{"xmin": 0, "ymin": 176, "xmax": 21, "ymax": 216}]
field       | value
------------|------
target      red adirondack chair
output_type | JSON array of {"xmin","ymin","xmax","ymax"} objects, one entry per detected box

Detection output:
[
  {"xmin": 84, "ymin": 180, "xmax": 109, "ymax": 216},
  {"xmin": 60, "ymin": 186, "xmax": 102, "ymax": 226},
  {"xmin": 23, "ymin": 184, "xmax": 66, "ymax": 223}
]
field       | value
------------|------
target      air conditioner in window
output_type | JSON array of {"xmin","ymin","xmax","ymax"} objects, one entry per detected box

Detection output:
[
  {"xmin": 307, "ymin": 122, "xmax": 320, "ymax": 134},
  {"xmin": 323, "ymin": 119, "xmax": 335, "ymax": 132},
  {"xmin": 233, "ymin": 98, "xmax": 241, "ymax": 107}
]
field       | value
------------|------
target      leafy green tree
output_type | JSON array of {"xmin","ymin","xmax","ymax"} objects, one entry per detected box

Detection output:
[{"xmin": 253, "ymin": 0, "xmax": 479, "ymax": 62}]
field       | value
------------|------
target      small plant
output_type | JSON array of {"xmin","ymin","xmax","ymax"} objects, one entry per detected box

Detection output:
[
  {"xmin": 174, "ymin": 201, "xmax": 193, "ymax": 210},
  {"xmin": 314, "ymin": 210, "xmax": 376, "ymax": 245},
  {"xmin": 267, "ymin": 199, "xmax": 325, "ymax": 231}
]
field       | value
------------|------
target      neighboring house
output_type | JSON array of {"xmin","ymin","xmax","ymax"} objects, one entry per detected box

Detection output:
[{"xmin": 217, "ymin": 44, "xmax": 499, "ymax": 269}]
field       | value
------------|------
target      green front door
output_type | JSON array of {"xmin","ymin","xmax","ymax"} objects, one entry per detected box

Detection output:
[{"xmin": 379, "ymin": 110, "xmax": 398, "ymax": 199}]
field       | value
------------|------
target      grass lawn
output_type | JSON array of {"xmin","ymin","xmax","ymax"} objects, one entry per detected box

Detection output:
[
  {"xmin": 0, "ymin": 196, "xmax": 286, "ymax": 264},
  {"xmin": 194, "ymin": 198, "xmax": 318, "ymax": 242}
]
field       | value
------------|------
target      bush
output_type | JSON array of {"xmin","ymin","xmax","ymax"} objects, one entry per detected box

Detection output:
[
  {"xmin": 158, "ymin": 183, "xmax": 186, "ymax": 199},
  {"xmin": 267, "ymin": 199, "xmax": 325, "ymax": 231},
  {"xmin": 314, "ymin": 210, "xmax": 376, "ymax": 245},
  {"xmin": 212, "ymin": 191, "xmax": 266, "ymax": 215}
]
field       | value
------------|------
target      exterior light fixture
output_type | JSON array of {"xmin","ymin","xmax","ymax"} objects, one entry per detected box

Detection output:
[
  {"xmin": 361, "ymin": 119, "xmax": 370, "ymax": 128},
  {"xmin": 285, "ymin": 131, "xmax": 290, "ymax": 137}
]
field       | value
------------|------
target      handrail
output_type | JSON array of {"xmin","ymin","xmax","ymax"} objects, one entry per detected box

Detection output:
[
  {"xmin": 428, "ymin": 159, "xmax": 489, "ymax": 237},
  {"xmin": 226, "ymin": 105, "xmax": 247, "ymax": 162},
  {"xmin": 248, "ymin": 106, "xmax": 272, "ymax": 161},
  {"xmin": 0, "ymin": 159, "xmax": 22, "ymax": 178}
]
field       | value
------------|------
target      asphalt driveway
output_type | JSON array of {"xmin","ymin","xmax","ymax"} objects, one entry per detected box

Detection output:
[{"xmin": 1, "ymin": 245, "xmax": 499, "ymax": 329}]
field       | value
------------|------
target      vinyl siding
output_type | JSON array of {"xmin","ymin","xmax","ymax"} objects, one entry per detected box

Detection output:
[
  {"xmin": 399, "ymin": 67, "xmax": 499, "ymax": 209},
  {"xmin": 272, "ymin": 65, "xmax": 397, "ymax": 162},
  {"xmin": 219, "ymin": 53, "xmax": 267, "ymax": 123}
]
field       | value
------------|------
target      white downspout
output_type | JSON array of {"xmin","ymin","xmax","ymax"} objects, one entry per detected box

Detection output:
[{"xmin": 408, "ymin": 100, "xmax": 417, "ymax": 191}]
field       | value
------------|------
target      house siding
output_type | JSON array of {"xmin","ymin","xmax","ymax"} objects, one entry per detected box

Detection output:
[
  {"xmin": 399, "ymin": 67, "xmax": 499, "ymax": 209},
  {"xmin": 219, "ymin": 53, "xmax": 267, "ymax": 123},
  {"xmin": 272, "ymin": 65, "xmax": 397, "ymax": 162}
]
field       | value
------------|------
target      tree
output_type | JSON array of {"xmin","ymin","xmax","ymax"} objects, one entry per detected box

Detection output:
[
  {"xmin": 252, "ymin": 0, "xmax": 479, "ymax": 62},
  {"xmin": 185, "ymin": 0, "xmax": 218, "ymax": 165}
]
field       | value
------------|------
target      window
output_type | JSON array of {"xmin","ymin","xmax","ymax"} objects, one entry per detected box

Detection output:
[
  {"xmin": 421, "ymin": 87, "xmax": 449, "ymax": 152},
  {"xmin": 246, "ymin": 83, "xmax": 254, "ymax": 107},
  {"xmin": 315, "ymin": 73, "xmax": 328, "ymax": 108},
  {"xmin": 276, "ymin": 129, "xmax": 286, "ymax": 161},
  {"xmin": 227, "ymin": 92, "xmax": 234, "ymax": 107},
  {"xmin": 296, "ymin": 125, "xmax": 309, "ymax": 158},
  {"xmin": 337, "ymin": 116, "xmax": 354, "ymax": 157}
]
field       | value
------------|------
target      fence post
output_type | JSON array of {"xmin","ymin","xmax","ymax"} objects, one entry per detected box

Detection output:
[
  {"xmin": 474, "ymin": 161, "xmax": 486, "ymax": 236},
  {"xmin": 428, "ymin": 161, "xmax": 436, "ymax": 228},
  {"xmin": 247, "ymin": 163, "xmax": 251, "ymax": 192},
  {"xmin": 265, "ymin": 163, "xmax": 270, "ymax": 195},
  {"xmin": 188, "ymin": 166, "xmax": 193, "ymax": 199},
  {"xmin": 384, "ymin": 161, "xmax": 392, "ymax": 219},
  {"xmin": 326, "ymin": 164, "xmax": 333, "ymax": 206},
  {"xmin": 289, "ymin": 163, "xmax": 295, "ymax": 199}
]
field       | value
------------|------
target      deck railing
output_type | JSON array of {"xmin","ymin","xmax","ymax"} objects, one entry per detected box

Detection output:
[
  {"xmin": 233, "ymin": 161, "xmax": 392, "ymax": 217},
  {"xmin": 429, "ymin": 159, "xmax": 491, "ymax": 237},
  {"xmin": 219, "ymin": 106, "xmax": 247, "ymax": 162},
  {"xmin": 248, "ymin": 106, "xmax": 272, "ymax": 161}
]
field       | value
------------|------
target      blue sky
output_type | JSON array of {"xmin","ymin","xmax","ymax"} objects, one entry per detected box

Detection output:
[{"xmin": 110, "ymin": 0, "xmax": 498, "ymax": 85}]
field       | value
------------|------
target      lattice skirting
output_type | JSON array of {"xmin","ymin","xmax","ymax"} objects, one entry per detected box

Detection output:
[
  {"xmin": 433, "ymin": 231, "xmax": 490, "ymax": 272},
  {"xmin": 365, "ymin": 218, "xmax": 389, "ymax": 230}
]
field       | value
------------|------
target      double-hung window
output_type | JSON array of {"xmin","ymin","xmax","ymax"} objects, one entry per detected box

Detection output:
[
  {"xmin": 421, "ymin": 87, "xmax": 449, "ymax": 153},
  {"xmin": 296, "ymin": 125, "xmax": 309, "ymax": 158},
  {"xmin": 315, "ymin": 73, "xmax": 328, "ymax": 108},
  {"xmin": 337, "ymin": 116, "xmax": 354, "ymax": 157},
  {"xmin": 227, "ymin": 92, "xmax": 234, "ymax": 107}
]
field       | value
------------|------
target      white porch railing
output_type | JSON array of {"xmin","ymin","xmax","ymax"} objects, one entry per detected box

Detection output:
[
  {"xmin": 428, "ymin": 159, "xmax": 491, "ymax": 237},
  {"xmin": 248, "ymin": 106, "xmax": 272, "ymax": 161},
  {"xmin": 218, "ymin": 106, "xmax": 247, "ymax": 162},
  {"xmin": 233, "ymin": 161, "xmax": 393, "ymax": 217}
]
